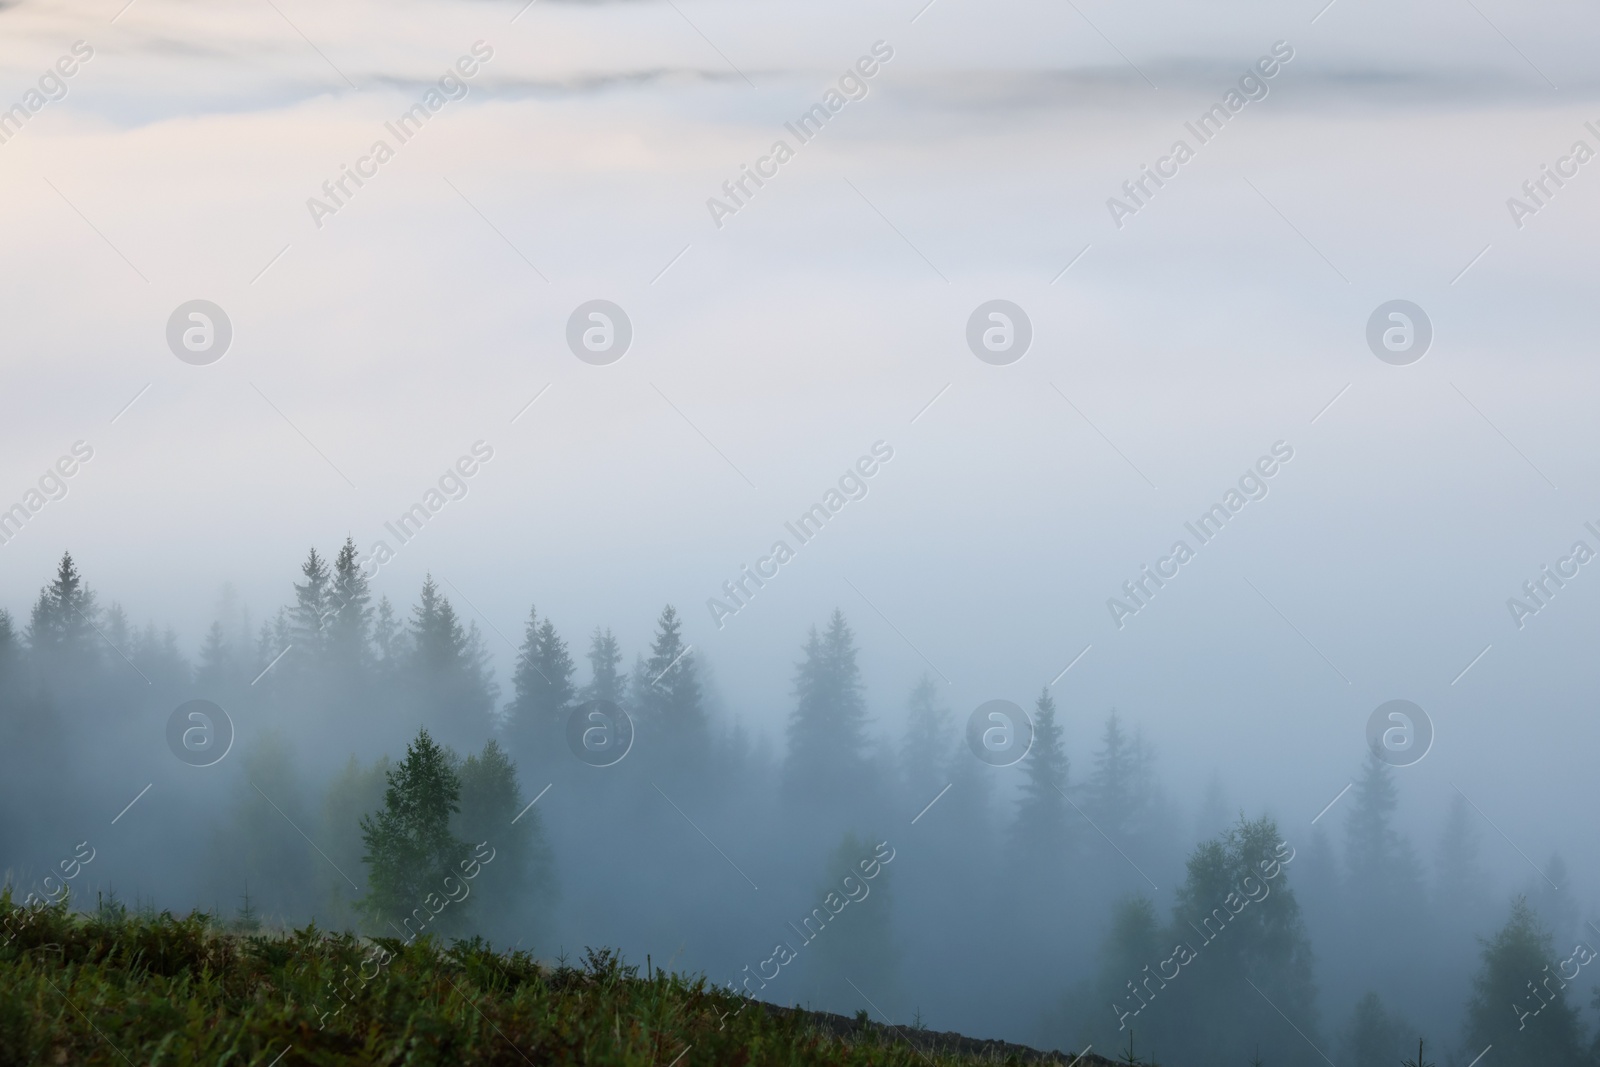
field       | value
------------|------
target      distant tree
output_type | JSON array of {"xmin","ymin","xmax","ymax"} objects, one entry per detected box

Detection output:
[
  {"xmin": 1159, "ymin": 815, "xmax": 1318, "ymax": 1067},
  {"xmin": 26, "ymin": 552, "xmax": 99, "ymax": 678},
  {"xmin": 783, "ymin": 610, "xmax": 870, "ymax": 805},
  {"xmin": 326, "ymin": 537, "xmax": 373, "ymax": 673},
  {"xmin": 407, "ymin": 577, "xmax": 497, "ymax": 750},
  {"xmin": 1012, "ymin": 687, "xmax": 1069, "ymax": 861},
  {"xmin": 0, "ymin": 610, "xmax": 29, "ymax": 862},
  {"xmin": 582, "ymin": 626, "xmax": 625, "ymax": 704},
  {"xmin": 1342, "ymin": 746, "xmax": 1427, "ymax": 1008},
  {"xmin": 1195, "ymin": 773, "xmax": 1231, "ymax": 843},
  {"xmin": 132, "ymin": 622, "xmax": 188, "ymax": 693},
  {"xmin": 455, "ymin": 740, "xmax": 555, "ymax": 944},
  {"xmin": 1066, "ymin": 893, "xmax": 1166, "ymax": 1051},
  {"xmin": 1294, "ymin": 821, "xmax": 1342, "ymax": 939},
  {"xmin": 1434, "ymin": 793, "xmax": 1488, "ymax": 919},
  {"xmin": 504, "ymin": 607, "xmax": 575, "ymax": 774},
  {"xmin": 359, "ymin": 728, "xmax": 472, "ymax": 938},
  {"xmin": 373, "ymin": 596, "xmax": 404, "ymax": 667},
  {"xmin": 1338, "ymin": 991, "xmax": 1418, "ymax": 1067},
  {"xmin": 212, "ymin": 732, "xmax": 316, "ymax": 923},
  {"xmin": 1464, "ymin": 897, "xmax": 1587, "ymax": 1066},
  {"xmin": 0, "ymin": 610, "xmax": 21, "ymax": 696},
  {"xmin": 195, "ymin": 621, "xmax": 237, "ymax": 693},
  {"xmin": 1529, "ymin": 855, "xmax": 1580, "ymax": 951},
  {"xmin": 900, "ymin": 674, "xmax": 951, "ymax": 805},
  {"xmin": 290, "ymin": 547, "xmax": 332, "ymax": 665},
  {"xmin": 320, "ymin": 754, "xmax": 390, "ymax": 929},
  {"xmin": 103, "ymin": 603, "xmax": 130, "ymax": 657},
  {"xmin": 1086, "ymin": 710, "xmax": 1142, "ymax": 840},
  {"xmin": 637, "ymin": 605, "xmax": 708, "ymax": 779},
  {"xmin": 1345, "ymin": 748, "xmax": 1420, "ymax": 897},
  {"xmin": 799, "ymin": 833, "xmax": 899, "ymax": 1014}
]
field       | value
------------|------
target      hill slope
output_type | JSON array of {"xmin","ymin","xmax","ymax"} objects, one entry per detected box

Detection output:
[{"xmin": 0, "ymin": 897, "xmax": 1117, "ymax": 1066}]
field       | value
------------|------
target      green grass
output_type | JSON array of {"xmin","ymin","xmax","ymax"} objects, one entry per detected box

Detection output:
[{"xmin": 0, "ymin": 892, "xmax": 1090, "ymax": 1066}]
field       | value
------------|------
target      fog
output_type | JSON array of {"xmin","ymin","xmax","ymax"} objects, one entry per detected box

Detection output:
[{"xmin": 4, "ymin": 0, "xmax": 1600, "ymax": 1062}]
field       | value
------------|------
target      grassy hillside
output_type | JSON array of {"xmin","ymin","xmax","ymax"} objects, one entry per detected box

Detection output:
[{"xmin": 0, "ymin": 894, "xmax": 1116, "ymax": 1066}]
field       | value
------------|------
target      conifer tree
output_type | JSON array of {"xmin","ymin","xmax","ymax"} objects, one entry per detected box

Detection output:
[
  {"xmin": 455, "ymin": 740, "xmax": 555, "ymax": 943},
  {"xmin": 213, "ymin": 732, "xmax": 316, "ymax": 922},
  {"xmin": 1434, "ymin": 793, "xmax": 1487, "ymax": 918},
  {"xmin": 1529, "ymin": 854, "xmax": 1580, "ymax": 950},
  {"xmin": 407, "ymin": 577, "xmax": 496, "ymax": 750},
  {"xmin": 359, "ymin": 728, "xmax": 472, "ymax": 937},
  {"xmin": 326, "ymin": 537, "xmax": 373, "ymax": 673},
  {"xmin": 505, "ymin": 607, "xmax": 575, "ymax": 771},
  {"xmin": 900, "ymin": 674, "xmax": 951, "ymax": 805},
  {"xmin": 1012, "ymin": 687, "xmax": 1069, "ymax": 859},
  {"xmin": 373, "ymin": 596, "xmax": 404, "ymax": 669},
  {"xmin": 26, "ymin": 552, "xmax": 99, "ymax": 676},
  {"xmin": 638, "ymin": 605, "xmax": 708, "ymax": 777},
  {"xmin": 1338, "ymin": 991, "xmax": 1417, "ymax": 1067},
  {"xmin": 1464, "ymin": 897, "xmax": 1588, "ymax": 1066},
  {"xmin": 799, "ymin": 833, "xmax": 900, "ymax": 1014},
  {"xmin": 320, "ymin": 754, "xmax": 391, "ymax": 929},
  {"xmin": 1343, "ymin": 747, "xmax": 1425, "ymax": 990},
  {"xmin": 195, "ymin": 621, "xmax": 236, "ymax": 693},
  {"xmin": 0, "ymin": 610, "xmax": 20, "ymax": 697},
  {"xmin": 1345, "ymin": 748, "xmax": 1416, "ymax": 891},
  {"xmin": 1087, "ymin": 710, "xmax": 1139, "ymax": 838},
  {"xmin": 1071, "ymin": 895, "xmax": 1165, "ymax": 1050},
  {"xmin": 291, "ymin": 547, "xmax": 331, "ymax": 664},
  {"xmin": 583, "ymin": 626, "xmax": 625, "ymax": 704},
  {"xmin": 783, "ymin": 610, "xmax": 870, "ymax": 804}
]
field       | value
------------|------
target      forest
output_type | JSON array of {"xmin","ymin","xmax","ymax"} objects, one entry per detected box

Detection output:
[{"xmin": 0, "ymin": 545, "xmax": 1592, "ymax": 1066}]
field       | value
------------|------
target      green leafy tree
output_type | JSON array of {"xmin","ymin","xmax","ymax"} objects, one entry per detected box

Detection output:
[
  {"xmin": 1157, "ymin": 815, "xmax": 1318, "ymax": 1067},
  {"xmin": 1464, "ymin": 897, "xmax": 1588, "ymax": 1066},
  {"xmin": 359, "ymin": 728, "xmax": 473, "ymax": 939}
]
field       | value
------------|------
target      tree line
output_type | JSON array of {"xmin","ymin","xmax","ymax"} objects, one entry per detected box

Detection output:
[{"xmin": 0, "ymin": 546, "xmax": 1594, "ymax": 1066}]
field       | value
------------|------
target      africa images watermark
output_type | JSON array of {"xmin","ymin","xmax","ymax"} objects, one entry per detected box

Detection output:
[
  {"xmin": 0, "ymin": 441, "xmax": 95, "ymax": 549},
  {"xmin": 706, "ymin": 40, "xmax": 895, "ymax": 229},
  {"xmin": 1106, "ymin": 40, "xmax": 1295, "ymax": 229},
  {"xmin": 359, "ymin": 440, "xmax": 495, "ymax": 582},
  {"xmin": 726, "ymin": 840, "xmax": 896, "ymax": 997},
  {"xmin": 305, "ymin": 41, "xmax": 495, "ymax": 229},
  {"xmin": 706, "ymin": 440, "xmax": 895, "ymax": 629},
  {"xmin": 1107, "ymin": 441, "xmax": 1295, "ymax": 629},
  {"xmin": 0, "ymin": 40, "xmax": 94, "ymax": 147},
  {"xmin": 1112, "ymin": 839, "xmax": 1296, "ymax": 1031},
  {"xmin": 1504, "ymin": 521, "xmax": 1600, "ymax": 629},
  {"xmin": 1505, "ymin": 121, "xmax": 1600, "ymax": 230}
]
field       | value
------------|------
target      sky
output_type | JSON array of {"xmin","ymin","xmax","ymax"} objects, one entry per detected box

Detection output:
[{"xmin": 3, "ymin": 0, "xmax": 1600, "ymax": 895}]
